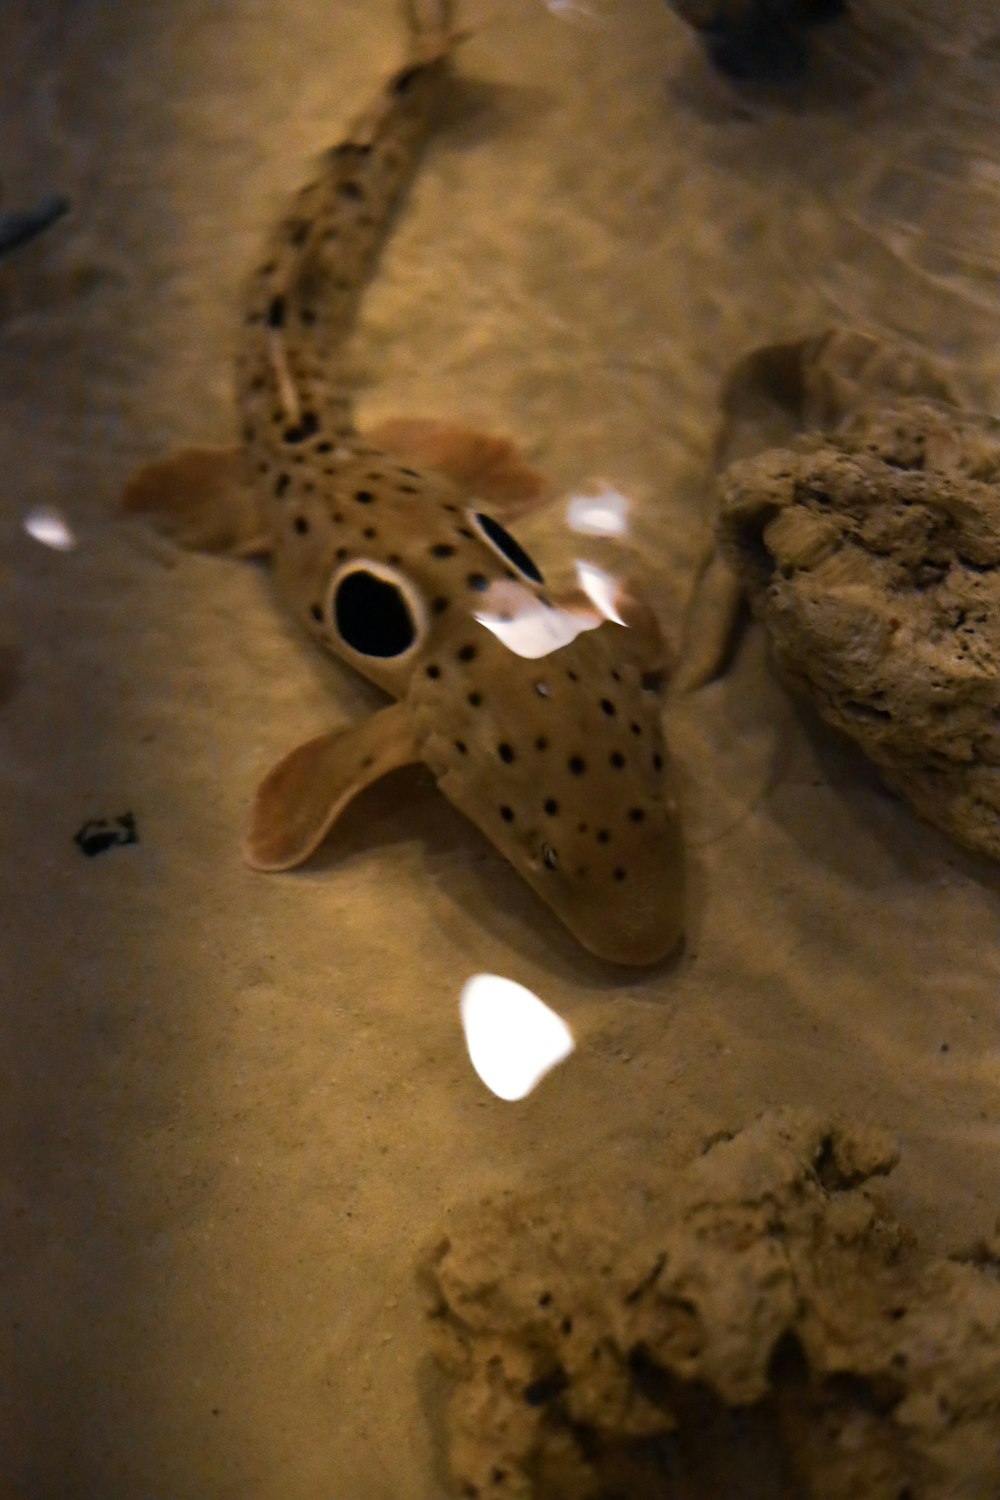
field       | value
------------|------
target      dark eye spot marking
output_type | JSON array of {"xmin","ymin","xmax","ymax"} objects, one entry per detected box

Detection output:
[
  {"xmin": 611, "ymin": 670, "xmax": 622, "ymax": 683},
  {"xmin": 653, "ymin": 752, "xmax": 664, "ymax": 772},
  {"xmin": 535, "ymin": 736, "xmax": 549, "ymax": 751},
  {"xmin": 310, "ymin": 603, "xmax": 323, "ymax": 623},
  {"xmin": 544, "ymin": 798, "xmax": 559, "ymax": 816},
  {"xmin": 596, "ymin": 829, "xmax": 610, "ymax": 844},
  {"xmin": 610, "ymin": 752, "xmax": 626, "ymax": 770},
  {"xmin": 398, "ymin": 484, "xmax": 419, "ymax": 495},
  {"xmin": 266, "ymin": 294, "xmax": 286, "ymax": 328},
  {"xmin": 457, "ymin": 644, "xmax": 477, "ymax": 663},
  {"xmin": 467, "ymin": 572, "xmax": 489, "ymax": 591},
  {"xmin": 426, "ymin": 664, "xmax": 441, "ymax": 680},
  {"xmin": 600, "ymin": 699, "xmax": 615, "ymax": 716},
  {"xmin": 613, "ymin": 867, "xmax": 627, "ymax": 882},
  {"xmin": 354, "ymin": 489, "xmax": 375, "ymax": 505},
  {"xmin": 498, "ymin": 743, "xmax": 515, "ymax": 764},
  {"xmin": 293, "ymin": 516, "xmax": 309, "ymax": 535},
  {"xmin": 335, "ymin": 546, "xmax": 349, "ymax": 561},
  {"xmin": 454, "ymin": 740, "xmax": 467, "ymax": 755},
  {"xmin": 399, "ymin": 467, "xmax": 421, "ymax": 479},
  {"xmin": 316, "ymin": 441, "xmax": 334, "ymax": 454},
  {"xmin": 567, "ymin": 670, "xmax": 579, "ymax": 683},
  {"xmin": 431, "ymin": 596, "xmax": 450, "ymax": 615},
  {"xmin": 337, "ymin": 179, "xmax": 364, "ymax": 202},
  {"xmin": 628, "ymin": 808, "xmax": 645, "ymax": 823},
  {"xmin": 630, "ymin": 722, "xmax": 642, "ymax": 736},
  {"xmin": 333, "ymin": 568, "xmax": 419, "ymax": 658},
  {"xmin": 468, "ymin": 691, "xmax": 483, "ymax": 708},
  {"xmin": 499, "ymin": 805, "xmax": 515, "ymax": 823},
  {"xmin": 274, "ymin": 473, "xmax": 290, "ymax": 498},
  {"xmin": 457, "ymin": 526, "xmax": 475, "ymax": 540},
  {"xmin": 430, "ymin": 543, "xmax": 455, "ymax": 559},
  {"xmin": 471, "ymin": 512, "xmax": 545, "ymax": 584},
  {"xmin": 362, "ymin": 526, "xmax": 377, "ymax": 540},
  {"xmin": 568, "ymin": 756, "xmax": 586, "ymax": 776}
]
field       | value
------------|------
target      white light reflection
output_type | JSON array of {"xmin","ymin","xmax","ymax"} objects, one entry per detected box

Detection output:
[
  {"xmin": 474, "ymin": 579, "xmax": 601, "ymax": 660},
  {"xmin": 460, "ymin": 973, "xmax": 575, "ymax": 1101},
  {"xmin": 542, "ymin": 0, "xmax": 601, "ymax": 20},
  {"xmin": 575, "ymin": 559, "xmax": 626, "ymax": 626},
  {"xmin": 566, "ymin": 483, "xmax": 630, "ymax": 538},
  {"xmin": 24, "ymin": 507, "xmax": 76, "ymax": 552}
]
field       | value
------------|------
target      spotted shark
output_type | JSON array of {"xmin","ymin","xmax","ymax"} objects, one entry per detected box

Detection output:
[{"xmin": 123, "ymin": 0, "xmax": 684, "ymax": 964}]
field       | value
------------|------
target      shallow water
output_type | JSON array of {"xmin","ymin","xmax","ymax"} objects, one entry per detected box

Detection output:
[{"xmin": 2, "ymin": 1, "xmax": 999, "ymax": 1495}]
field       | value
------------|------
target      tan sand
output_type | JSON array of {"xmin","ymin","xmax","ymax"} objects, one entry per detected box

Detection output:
[{"xmin": 1, "ymin": 2, "xmax": 999, "ymax": 1496}]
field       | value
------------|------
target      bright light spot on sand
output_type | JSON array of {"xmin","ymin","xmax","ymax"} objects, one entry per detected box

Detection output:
[
  {"xmin": 475, "ymin": 579, "xmax": 601, "ymax": 660},
  {"xmin": 566, "ymin": 484, "xmax": 630, "ymax": 537},
  {"xmin": 541, "ymin": 0, "xmax": 602, "ymax": 21},
  {"xmin": 575, "ymin": 559, "xmax": 626, "ymax": 625},
  {"xmin": 24, "ymin": 507, "xmax": 76, "ymax": 551},
  {"xmin": 460, "ymin": 973, "xmax": 575, "ymax": 1101}
]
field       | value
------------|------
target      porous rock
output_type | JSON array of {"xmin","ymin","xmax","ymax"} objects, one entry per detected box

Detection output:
[
  {"xmin": 423, "ymin": 1110, "xmax": 1000, "ymax": 1499},
  {"xmin": 717, "ymin": 395, "xmax": 1000, "ymax": 860}
]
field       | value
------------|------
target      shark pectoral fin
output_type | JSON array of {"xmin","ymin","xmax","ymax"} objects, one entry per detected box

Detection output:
[
  {"xmin": 242, "ymin": 702, "xmax": 420, "ymax": 872},
  {"xmin": 122, "ymin": 446, "xmax": 272, "ymax": 556},
  {"xmin": 365, "ymin": 417, "xmax": 551, "ymax": 519},
  {"xmin": 672, "ymin": 544, "xmax": 744, "ymax": 694}
]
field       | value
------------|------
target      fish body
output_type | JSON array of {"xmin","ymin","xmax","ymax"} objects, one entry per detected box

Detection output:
[{"xmin": 124, "ymin": 1, "xmax": 684, "ymax": 964}]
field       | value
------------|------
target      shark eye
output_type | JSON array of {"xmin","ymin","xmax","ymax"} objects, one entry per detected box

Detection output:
[
  {"xmin": 469, "ymin": 510, "xmax": 544, "ymax": 585},
  {"xmin": 328, "ymin": 560, "xmax": 428, "ymax": 659}
]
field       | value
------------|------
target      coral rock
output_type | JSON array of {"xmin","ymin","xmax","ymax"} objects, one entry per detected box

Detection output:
[
  {"xmin": 423, "ymin": 1110, "xmax": 1000, "ymax": 1499},
  {"xmin": 718, "ymin": 396, "xmax": 1000, "ymax": 860}
]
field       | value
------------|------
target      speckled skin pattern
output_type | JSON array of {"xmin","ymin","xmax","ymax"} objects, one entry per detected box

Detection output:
[{"xmin": 225, "ymin": 9, "xmax": 684, "ymax": 964}]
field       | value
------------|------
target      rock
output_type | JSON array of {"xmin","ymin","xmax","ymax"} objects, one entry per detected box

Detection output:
[
  {"xmin": 717, "ymin": 395, "xmax": 1000, "ymax": 862},
  {"xmin": 422, "ymin": 1110, "xmax": 1000, "ymax": 1499}
]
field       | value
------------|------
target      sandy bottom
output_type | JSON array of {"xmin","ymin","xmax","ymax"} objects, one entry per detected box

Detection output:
[{"xmin": 2, "ymin": 2, "xmax": 999, "ymax": 1496}]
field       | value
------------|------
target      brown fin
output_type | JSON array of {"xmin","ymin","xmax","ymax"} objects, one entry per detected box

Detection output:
[
  {"xmin": 365, "ymin": 417, "xmax": 551, "ymax": 518},
  {"xmin": 243, "ymin": 702, "xmax": 420, "ymax": 872},
  {"xmin": 673, "ymin": 545, "xmax": 744, "ymax": 694},
  {"xmin": 715, "ymin": 327, "xmax": 957, "ymax": 470},
  {"xmin": 122, "ymin": 446, "xmax": 272, "ymax": 556}
]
